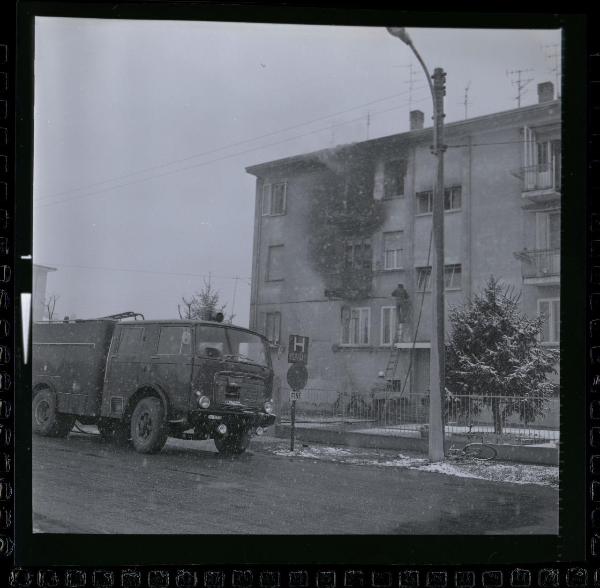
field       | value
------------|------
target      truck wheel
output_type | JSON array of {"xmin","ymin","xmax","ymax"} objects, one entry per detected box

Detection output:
[
  {"xmin": 32, "ymin": 389, "xmax": 75, "ymax": 438},
  {"xmin": 130, "ymin": 397, "xmax": 167, "ymax": 454},
  {"xmin": 214, "ymin": 430, "xmax": 251, "ymax": 456}
]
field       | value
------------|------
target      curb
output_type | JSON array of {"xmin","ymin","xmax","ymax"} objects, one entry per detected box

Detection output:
[{"xmin": 274, "ymin": 425, "xmax": 558, "ymax": 466}]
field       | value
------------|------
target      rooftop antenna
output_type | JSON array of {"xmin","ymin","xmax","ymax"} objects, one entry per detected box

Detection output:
[
  {"xmin": 392, "ymin": 61, "xmax": 419, "ymax": 111},
  {"xmin": 543, "ymin": 43, "xmax": 561, "ymax": 98},
  {"xmin": 461, "ymin": 81, "xmax": 471, "ymax": 119},
  {"xmin": 506, "ymin": 68, "xmax": 535, "ymax": 108}
]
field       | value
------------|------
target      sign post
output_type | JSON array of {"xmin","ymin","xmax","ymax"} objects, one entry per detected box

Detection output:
[{"xmin": 286, "ymin": 342, "xmax": 309, "ymax": 451}]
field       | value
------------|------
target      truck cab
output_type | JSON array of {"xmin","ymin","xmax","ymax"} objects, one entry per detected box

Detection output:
[{"xmin": 32, "ymin": 317, "xmax": 276, "ymax": 454}]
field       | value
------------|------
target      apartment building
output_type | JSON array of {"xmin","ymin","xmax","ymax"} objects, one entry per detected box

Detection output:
[{"xmin": 246, "ymin": 82, "xmax": 560, "ymax": 409}]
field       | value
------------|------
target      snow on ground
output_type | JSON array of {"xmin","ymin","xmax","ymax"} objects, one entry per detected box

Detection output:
[{"xmin": 268, "ymin": 441, "xmax": 558, "ymax": 488}]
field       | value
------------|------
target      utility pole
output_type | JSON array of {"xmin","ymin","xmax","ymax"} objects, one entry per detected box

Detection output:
[
  {"xmin": 387, "ymin": 27, "xmax": 446, "ymax": 461},
  {"xmin": 429, "ymin": 67, "xmax": 447, "ymax": 463},
  {"xmin": 506, "ymin": 68, "xmax": 534, "ymax": 108},
  {"xmin": 366, "ymin": 111, "xmax": 371, "ymax": 140}
]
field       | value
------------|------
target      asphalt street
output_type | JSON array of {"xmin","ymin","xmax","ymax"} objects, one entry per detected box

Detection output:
[{"xmin": 32, "ymin": 431, "xmax": 558, "ymax": 534}]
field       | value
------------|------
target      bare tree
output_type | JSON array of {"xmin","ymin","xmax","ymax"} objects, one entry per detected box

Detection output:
[{"xmin": 45, "ymin": 294, "xmax": 60, "ymax": 320}]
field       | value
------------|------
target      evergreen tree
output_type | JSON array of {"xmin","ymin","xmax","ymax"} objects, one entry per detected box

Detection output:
[
  {"xmin": 178, "ymin": 279, "xmax": 229, "ymax": 321},
  {"xmin": 445, "ymin": 276, "xmax": 559, "ymax": 434}
]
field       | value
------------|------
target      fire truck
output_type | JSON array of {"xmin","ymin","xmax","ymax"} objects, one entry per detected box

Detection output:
[{"xmin": 32, "ymin": 312, "xmax": 276, "ymax": 454}]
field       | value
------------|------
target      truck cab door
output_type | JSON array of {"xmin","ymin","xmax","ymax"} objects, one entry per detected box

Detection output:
[
  {"xmin": 146, "ymin": 325, "xmax": 194, "ymax": 421},
  {"xmin": 192, "ymin": 325, "xmax": 230, "ymax": 411},
  {"xmin": 102, "ymin": 324, "xmax": 145, "ymax": 418}
]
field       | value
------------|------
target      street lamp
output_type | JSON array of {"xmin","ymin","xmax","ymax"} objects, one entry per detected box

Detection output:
[{"xmin": 387, "ymin": 27, "xmax": 446, "ymax": 461}]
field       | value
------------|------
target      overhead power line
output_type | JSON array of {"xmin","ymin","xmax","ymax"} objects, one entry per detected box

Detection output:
[
  {"xmin": 36, "ymin": 84, "xmax": 428, "ymax": 203},
  {"xmin": 34, "ymin": 93, "xmax": 430, "ymax": 210},
  {"xmin": 38, "ymin": 262, "xmax": 251, "ymax": 282}
]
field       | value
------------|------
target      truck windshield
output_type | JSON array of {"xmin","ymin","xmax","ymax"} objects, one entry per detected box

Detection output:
[
  {"xmin": 225, "ymin": 328, "xmax": 270, "ymax": 368},
  {"xmin": 196, "ymin": 325, "xmax": 270, "ymax": 367}
]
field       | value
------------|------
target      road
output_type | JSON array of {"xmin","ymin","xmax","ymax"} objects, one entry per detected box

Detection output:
[{"xmin": 32, "ymin": 431, "xmax": 558, "ymax": 534}]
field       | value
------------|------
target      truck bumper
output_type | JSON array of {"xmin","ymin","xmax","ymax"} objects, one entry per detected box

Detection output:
[{"xmin": 189, "ymin": 408, "xmax": 276, "ymax": 434}]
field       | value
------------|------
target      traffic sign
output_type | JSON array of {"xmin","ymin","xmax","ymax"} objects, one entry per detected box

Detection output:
[
  {"xmin": 289, "ymin": 390, "xmax": 302, "ymax": 402},
  {"xmin": 288, "ymin": 334, "xmax": 309, "ymax": 363},
  {"xmin": 286, "ymin": 361, "xmax": 308, "ymax": 391}
]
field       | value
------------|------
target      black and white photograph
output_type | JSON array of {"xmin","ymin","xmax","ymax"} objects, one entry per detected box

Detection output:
[{"xmin": 30, "ymin": 15, "xmax": 562, "ymax": 536}]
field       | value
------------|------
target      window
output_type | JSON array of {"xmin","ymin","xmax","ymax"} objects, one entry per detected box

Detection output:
[
  {"xmin": 157, "ymin": 326, "xmax": 192, "ymax": 355},
  {"xmin": 117, "ymin": 327, "xmax": 144, "ymax": 354},
  {"xmin": 444, "ymin": 264, "xmax": 462, "ymax": 290},
  {"xmin": 416, "ymin": 264, "xmax": 462, "ymax": 291},
  {"xmin": 444, "ymin": 186, "xmax": 462, "ymax": 211},
  {"xmin": 381, "ymin": 306, "xmax": 397, "ymax": 346},
  {"xmin": 416, "ymin": 186, "xmax": 462, "ymax": 214},
  {"xmin": 538, "ymin": 298, "xmax": 560, "ymax": 344},
  {"xmin": 536, "ymin": 140, "xmax": 560, "ymax": 169},
  {"xmin": 266, "ymin": 245, "xmax": 284, "ymax": 281},
  {"xmin": 196, "ymin": 325, "xmax": 228, "ymax": 358},
  {"xmin": 383, "ymin": 231, "xmax": 404, "ymax": 270},
  {"xmin": 344, "ymin": 239, "xmax": 372, "ymax": 270},
  {"xmin": 262, "ymin": 182, "xmax": 287, "ymax": 216},
  {"xmin": 416, "ymin": 190, "xmax": 433, "ymax": 215},
  {"xmin": 265, "ymin": 312, "xmax": 281, "ymax": 345},
  {"xmin": 416, "ymin": 267, "xmax": 432, "ymax": 291},
  {"xmin": 383, "ymin": 159, "xmax": 406, "ymax": 199},
  {"xmin": 536, "ymin": 211, "xmax": 560, "ymax": 250},
  {"xmin": 341, "ymin": 307, "xmax": 370, "ymax": 345}
]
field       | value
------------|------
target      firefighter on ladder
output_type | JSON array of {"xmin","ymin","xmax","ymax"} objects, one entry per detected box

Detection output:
[{"xmin": 391, "ymin": 283, "xmax": 411, "ymax": 342}]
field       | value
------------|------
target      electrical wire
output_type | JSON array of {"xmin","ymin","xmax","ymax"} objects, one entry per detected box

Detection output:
[
  {"xmin": 36, "ymin": 262, "xmax": 251, "ymax": 282},
  {"xmin": 34, "ymin": 94, "xmax": 430, "ymax": 210},
  {"xmin": 35, "ymin": 84, "xmax": 428, "ymax": 203}
]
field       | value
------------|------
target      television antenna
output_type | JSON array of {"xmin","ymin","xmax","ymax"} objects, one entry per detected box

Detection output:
[{"xmin": 506, "ymin": 68, "xmax": 535, "ymax": 108}]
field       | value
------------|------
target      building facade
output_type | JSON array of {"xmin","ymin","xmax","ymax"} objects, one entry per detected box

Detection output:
[{"xmin": 246, "ymin": 82, "xmax": 560, "ymax": 413}]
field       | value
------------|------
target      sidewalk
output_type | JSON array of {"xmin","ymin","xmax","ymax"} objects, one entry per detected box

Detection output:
[
  {"xmin": 254, "ymin": 433, "xmax": 558, "ymax": 489},
  {"xmin": 272, "ymin": 422, "xmax": 559, "ymax": 466}
]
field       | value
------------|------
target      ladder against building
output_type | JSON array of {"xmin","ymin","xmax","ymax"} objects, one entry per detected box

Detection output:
[{"xmin": 383, "ymin": 323, "xmax": 406, "ymax": 390}]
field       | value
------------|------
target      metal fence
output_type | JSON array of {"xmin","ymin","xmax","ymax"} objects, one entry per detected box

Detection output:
[
  {"xmin": 278, "ymin": 388, "xmax": 559, "ymax": 445},
  {"xmin": 522, "ymin": 160, "xmax": 561, "ymax": 192},
  {"xmin": 520, "ymin": 248, "xmax": 560, "ymax": 280}
]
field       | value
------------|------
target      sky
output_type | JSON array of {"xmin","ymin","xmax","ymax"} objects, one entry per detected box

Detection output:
[{"xmin": 32, "ymin": 18, "xmax": 561, "ymax": 327}]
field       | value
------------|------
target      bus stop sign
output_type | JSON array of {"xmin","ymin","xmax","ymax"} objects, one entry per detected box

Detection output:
[{"xmin": 286, "ymin": 361, "xmax": 308, "ymax": 391}]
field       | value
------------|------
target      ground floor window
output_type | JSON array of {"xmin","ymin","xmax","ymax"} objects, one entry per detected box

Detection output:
[
  {"xmin": 538, "ymin": 298, "xmax": 560, "ymax": 344},
  {"xmin": 342, "ymin": 307, "xmax": 370, "ymax": 345}
]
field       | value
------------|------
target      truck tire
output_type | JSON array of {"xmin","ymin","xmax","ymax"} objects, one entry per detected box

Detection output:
[
  {"xmin": 130, "ymin": 397, "xmax": 168, "ymax": 454},
  {"xmin": 214, "ymin": 430, "xmax": 251, "ymax": 456},
  {"xmin": 32, "ymin": 389, "xmax": 75, "ymax": 438}
]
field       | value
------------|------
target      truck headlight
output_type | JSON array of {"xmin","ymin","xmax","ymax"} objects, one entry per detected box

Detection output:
[
  {"xmin": 263, "ymin": 400, "xmax": 273, "ymax": 414},
  {"xmin": 198, "ymin": 395, "xmax": 211, "ymax": 409}
]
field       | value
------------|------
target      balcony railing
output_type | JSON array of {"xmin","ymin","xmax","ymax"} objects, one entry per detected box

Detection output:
[
  {"xmin": 522, "ymin": 158, "xmax": 561, "ymax": 193},
  {"xmin": 519, "ymin": 248, "xmax": 560, "ymax": 281}
]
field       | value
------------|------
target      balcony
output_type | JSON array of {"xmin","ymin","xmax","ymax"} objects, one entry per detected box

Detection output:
[
  {"xmin": 516, "ymin": 248, "xmax": 560, "ymax": 285},
  {"xmin": 520, "ymin": 160, "xmax": 561, "ymax": 203}
]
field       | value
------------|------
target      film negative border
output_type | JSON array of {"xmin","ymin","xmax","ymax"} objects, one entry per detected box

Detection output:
[
  {"xmin": 590, "ymin": 4, "xmax": 600, "ymax": 566},
  {"xmin": 0, "ymin": 0, "xmax": 14, "ymax": 569},
  {"xmin": 0, "ymin": 1, "xmax": 593, "ymax": 584},
  {"xmin": 0, "ymin": 565, "xmax": 597, "ymax": 587}
]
